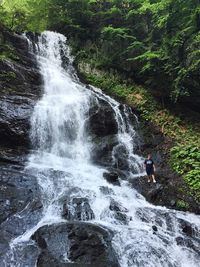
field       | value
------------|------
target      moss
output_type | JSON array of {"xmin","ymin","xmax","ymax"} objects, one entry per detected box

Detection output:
[
  {"xmin": 78, "ymin": 62, "xmax": 200, "ymax": 206},
  {"xmin": 176, "ymin": 200, "xmax": 190, "ymax": 210}
]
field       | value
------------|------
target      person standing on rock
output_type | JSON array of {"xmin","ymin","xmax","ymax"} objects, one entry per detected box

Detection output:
[{"xmin": 144, "ymin": 154, "xmax": 156, "ymax": 183}]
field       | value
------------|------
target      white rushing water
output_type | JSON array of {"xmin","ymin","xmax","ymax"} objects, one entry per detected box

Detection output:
[{"xmin": 3, "ymin": 31, "xmax": 200, "ymax": 267}]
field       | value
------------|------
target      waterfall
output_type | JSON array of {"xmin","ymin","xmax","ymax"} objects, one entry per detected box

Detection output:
[{"xmin": 2, "ymin": 31, "xmax": 200, "ymax": 267}]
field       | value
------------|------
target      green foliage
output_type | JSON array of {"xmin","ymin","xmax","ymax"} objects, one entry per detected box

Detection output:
[
  {"xmin": 101, "ymin": 26, "xmax": 130, "ymax": 40},
  {"xmin": 1, "ymin": 0, "xmax": 199, "ymax": 105},
  {"xmin": 171, "ymin": 144, "xmax": 200, "ymax": 202},
  {"xmin": 59, "ymin": 0, "xmax": 200, "ymax": 104},
  {"xmin": 176, "ymin": 200, "xmax": 189, "ymax": 210},
  {"xmin": 1, "ymin": 0, "xmax": 49, "ymax": 31}
]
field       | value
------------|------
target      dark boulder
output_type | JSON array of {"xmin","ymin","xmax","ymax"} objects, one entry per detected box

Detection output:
[
  {"xmin": 87, "ymin": 98, "xmax": 118, "ymax": 138},
  {"xmin": 103, "ymin": 171, "xmax": 120, "ymax": 186},
  {"xmin": 152, "ymin": 225, "xmax": 158, "ymax": 233},
  {"xmin": 91, "ymin": 134, "xmax": 118, "ymax": 166},
  {"xmin": 178, "ymin": 219, "xmax": 199, "ymax": 239},
  {"xmin": 32, "ymin": 222, "xmax": 120, "ymax": 267}
]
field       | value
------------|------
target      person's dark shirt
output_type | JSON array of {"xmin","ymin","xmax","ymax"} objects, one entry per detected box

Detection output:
[{"xmin": 144, "ymin": 159, "xmax": 154, "ymax": 170}]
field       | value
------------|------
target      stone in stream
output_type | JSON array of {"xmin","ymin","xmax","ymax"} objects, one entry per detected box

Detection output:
[
  {"xmin": 103, "ymin": 171, "xmax": 120, "ymax": 186},
  {"xmin": 152, "ymin": 225, "xmax": 158, "ymax": 233},
  {"xmin": 109, "ymin": 199, "xmax": 130, "ymax": 225},
  {"xmin": 32, "ymin": 222, "xmax": 120, "ymax": 267},
  {"xmin": 99, "ymin": 186, "xmax": 114, "ymax": 195},
  {"xmin": 62, "ymin": 197, "xmax": 95, "ymax": 221},
  {"xmin": 178, "ymin": 218, "xmax": 198, "ymax": 238}
]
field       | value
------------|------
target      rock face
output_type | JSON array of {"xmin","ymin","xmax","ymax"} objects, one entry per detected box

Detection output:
[
  {"xmin": 0, "ymin": 29, "xmax": 42, "ymax": 150},
  {"xmin": 88, "ymin": 98, "xmax": 118, "ymax": 138},
  {"xmin": 32, "ymin": 222, "xmax": 120, "ymax": 267},
  {"xmin": 0, "ymin": 159, "xmax": 42, "ymax": 259},
  {"xmin": 87, "ymin": 97, "xmax": 120, "ymax": 167},
  {"xmin": 0, "ymin": 29, "xmax": 43, "ymax": 261}
]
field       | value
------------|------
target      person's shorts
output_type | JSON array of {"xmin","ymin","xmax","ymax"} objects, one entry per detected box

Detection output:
[{"xmin": 146, "ymin": 169, "xmax": 154, "ymax": 176}]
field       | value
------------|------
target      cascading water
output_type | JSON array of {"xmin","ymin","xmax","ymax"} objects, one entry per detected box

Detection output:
[{"xmin": 2, "ymin": 31, "xmax": 200, "ymax": 267}]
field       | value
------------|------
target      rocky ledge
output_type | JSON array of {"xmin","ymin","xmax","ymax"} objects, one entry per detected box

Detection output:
[{"xmin": 32, "ymin": 222, "xmax": 120, "ymax": 267}]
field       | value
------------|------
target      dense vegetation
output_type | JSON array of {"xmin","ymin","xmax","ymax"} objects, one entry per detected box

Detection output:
[
  {"xmin": 0, "ymin": 0, "xmax": 200, "ymax": 208},
  {"xmin": 1, "ymin": 0, "xmax": 200, "ymax": 107}
]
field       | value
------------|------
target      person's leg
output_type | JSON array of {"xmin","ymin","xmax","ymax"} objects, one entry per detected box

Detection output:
[
  {"xmin": 152, "ymin": 174, "xmax": 156, "ymax": 183},
  {"xmin": 147, "ymin": 176, "xmax": 151, "ymax": 182}
]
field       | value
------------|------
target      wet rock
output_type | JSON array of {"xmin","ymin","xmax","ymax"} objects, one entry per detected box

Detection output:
[
  {"xmin": 176, "ymin": 236, "xmax": 200, "ymax": 255},
  {"xmin": 182, "ymin": 225, "xmax": 193, "ymax": 236},
  {"xmin": 0, "ymin": 96, "xmax": 36, "ymax": 148},
  {"xmin": 109, "ymin": 200, "xmax": 129, "ymax": 224},
  {"xmin": 0, "ymin": 181, "xmax": 30, "ymax": 223},
  {"xmin": 0, "ymin": 163, "xmax": 40, "ymax": 224},
  {"xmin": 103, "ymin": 171, "xmax": 120, "ymax": 186},
  {"xmin": 135, "ymin": 208, "xmax": 150, "ymax": 223},
  {"xmin": 0, "ymin": 148, "xmax": 28, "ymax": 166},
  {"xmin": 176, "ymin": 236, "xmax": 184, "ymax": 245},
  {"xmin": 0, "ymin": 30, "xmax": 42, "ymax": 150},
  {"xmin": 152, "ymin": 225, "xmax": 158, "ymax": 233},
  {"xmin": 0, "ymin": 162, "xmax": 42, "ymax": 262},
  {"xmin": 88, "ymin": 98, "xmax": 118, "ymax": 137},
  {"xmin": 32, "ymin": 222, "xmax": 120, "ymax": 267},
  {"xmin": 111, "ymin": 144, "xmax": 130, "ymax": 170},
  {"xmin": 99, "ymin": 186, "xmax": 114, "ymax": 195},
  {"xmin": 178, "ymin": 219, "xmax": 195, "ymax": 237},
  {"xmin": 91, "ymin": 134, "xmax": 118, "ymax": 166},
  {"xmin": 62, "ymin": 198, "xmax": 95, "ymax": 221},
  {"xmin": 131, "ymin": 177, "xmax": 164, "ymax": 203},
  {"xmin": 109, "ymin": 200, "xmax": 128, "ymax": 213}
]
